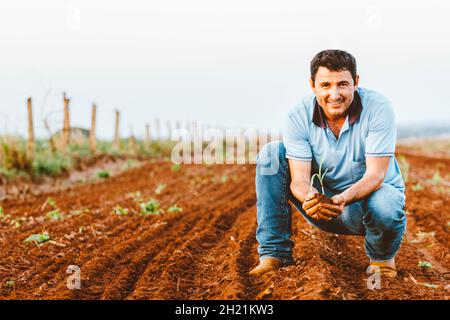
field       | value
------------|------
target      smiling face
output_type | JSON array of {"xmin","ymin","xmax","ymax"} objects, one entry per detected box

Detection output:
[{"xmin": 309, "ymin": 66, "xmax": 359, "ymax": 121}]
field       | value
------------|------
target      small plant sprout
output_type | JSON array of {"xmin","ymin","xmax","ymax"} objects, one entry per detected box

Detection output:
[
  {"xmin": 127, "ymin": 191, "xmax": 143, "ymax": 203},
  {"xmin": 122, "ymin": 159, "xmax": 137, "ymax": 171},
  {"xmin": 5, "ymin": 279, "xmax": 15, "ymax": 288},
  {"xmin": 42, "ymin": 197, "xmax": 66, "ymax": 220},
  {"xmin": 155, "ymin": 184, "xmax": 167, "ymax": 195},
  {"xmin": 171, "ymin": 163, "xmax": 181, "ymax": 172},
  {"xmin": 410, "ymin": 231, "xmax": 435, "ymax": 243},
  {"xmin": 421, "ymin": 283, "xmax": 439, "ymax": 289},
  {"xmin": 11, "ymin": 217, "xmax": 27, "ymax": 228},
  {"xmin": 168, "ymin": 204, "xmax": 183, "ymax": 213},
  {"xmin": 24, "ymin": 232, "xmax": 50, "ymax": 245},
  {"xmin": 309, "ymin": 159, "xmax": 329, "ymax": 194},
  {"xmin": 113, "ymin": 206, "xmax": 129, "ymax": 215},
  {"xmin": 46, "ymin": 209, "xmax": 64, "ymax": 221},
  {"xmin": 140, "ymin": 199, "xmax": 161, "ymax": 215},
  {"xmin": 47, "ymin": 197, "xmax": 57, "ymax": 209},
  {"xmin": 411, "ymin": 183, "xmax": 424, "ymax": 192},
  {"xmin": 69, "ymin": 209, "xmax": 88, "ymax": 216},
  {"xmin": 418, "ymin": 261, "xmax": 433, "ymax": 269},
  {"xmin": 96, "ymin": 170, "xmax": 110, "ymax": 179},
  {"xmin": 0, "ymin": 207, "xmax": 28, "ymax": 227},
  {"xmin": 427, "ymin": 171, "xmax": 442, "ymax": 185}
]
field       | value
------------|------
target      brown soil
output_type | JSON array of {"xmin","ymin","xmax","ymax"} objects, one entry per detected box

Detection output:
[
  {"xmin": 0, "ymin": 150, "xmax": 448, "ymax": 300},
  {"xmin": 316, "ymin": 194, "xmax": 333, "ymax": 204},
  {"xmin": 309, "ymin": 193, "xmax": 334, "ymax": 221}
]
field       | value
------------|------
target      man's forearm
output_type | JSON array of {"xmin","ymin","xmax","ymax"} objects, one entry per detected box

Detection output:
[
  {"xmin": 290, "ymin": 181, "xmax": 319, "ymax": 203},
  {"xmin": 339, "ymin": 173, "xmax": 384, "ymax": 204}
]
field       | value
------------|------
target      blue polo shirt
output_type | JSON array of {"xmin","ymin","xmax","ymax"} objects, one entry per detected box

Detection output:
[{"xmin": 282, "ymin": 87, "xmax": 405, "ymax": 192}]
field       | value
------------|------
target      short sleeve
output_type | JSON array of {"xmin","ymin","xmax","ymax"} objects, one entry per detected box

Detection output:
[
  {"xmin": 365, "ymin": 102, "xmax": 397, "ymax": 157},
  {"xmin": 282, "ymin": 111, "xmax": 313, "ymax": 161}
]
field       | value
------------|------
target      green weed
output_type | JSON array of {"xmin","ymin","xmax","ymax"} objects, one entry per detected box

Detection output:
[
  {"xmin": 96, "ymin": 170, "xmax": 110, "ymax": 179},
  {"xmin": 168, "ymin": 204, "xmax": 183, "ymax": 213},
  {"xmin": 140, "ymin": 199, "xmax": 161, "ymax": 215},
  {"xmin": 155, "ymin": 184, "xmax": 167, "ymax": 195},
  {"xmin": 24, "ymin": 232, "xmax": 50, "ymax": 245}
]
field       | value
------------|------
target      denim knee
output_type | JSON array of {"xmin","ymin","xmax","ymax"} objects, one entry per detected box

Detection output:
[{"xmin": 366, "ymin": 184, "xmax": 406, "ymax": 234}]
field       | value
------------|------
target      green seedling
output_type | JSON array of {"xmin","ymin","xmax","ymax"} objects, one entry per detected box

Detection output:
[
  {"xmin": 421, "ymin": 283, "xmax": 439, "ymax": 289},
  {"xmin": 171, "ymin": 163, "xmax": 181, "ymax": 172},
  {"xmin": 437, "ymin": 186, "xmax": 446, "ymax": 193},
  {"xmin": 10, "ymin": 217, "xmax": 27, "ymax": 228},
  {"xmin": 155, "ymin": 184, "xmax": 167, "ymax": 195},
  {"xmin": 113, "ymin": 206, "xmax": 129, "ymax": 215},
  {"xmin": 168, "ymin": 204, "xmax": 183, "ymax": 213},
  {"xmin": 24, "ymin": 232, "xmax": 50, "ymax": 245},
  {"xmin": 5, "ymin": 280, "xmax": 15, "ymax": 288},
  {"xmin": 411, "ymin": 183, "xmax": 424, "ymax": 192},
  {"xmin": 43, "ymin": 197, "xmax": 63, "ymax": 220},
  {"xmin": 96, "ymin": 170, "xmax": 110, "ymax": 179},
  {"xmin": 427, "ymin": 171, "xmax": 442, "ymax": 185},
  {"xmin": 410, "ymin": 231, "xmax": 435, "ymax": 243},
  {"xmin": 47, "ymin": 197, "xmax": 57, "ymax": 209},
  {"xmin": 140, "ymin": 199, "xmax": 161, "ymax": 215},
  {"xmin": 418, "ymin": 261, "xmax": 433, "ymax": 269},
  {"xmin": 127, "ymin": 191, "xmax": 143, "ymax": 203},
  {"xmin": 122, "ymin": 159, "xmax": 137, "ymax": 171},
  {"xmin": 10, "ymin": 220, "xmax": 20, "ymax": 228},
  {"xmin": 220, "ymin": 175, "xmax": 228, "ymax": 183},
  {"xmin": 309, "ymin": 159, "xmax": 329, "ymax": 194},
  {"xmin": 46, "ymin": 209, "xmax": 64, "ymax": 221},
  {"xmin": 69, "ymin": 210, "xmax": 82, "ymax": 216},
  {"xmin": 1, "ymin": 208, "xmax": 27, "ymax": 227}
]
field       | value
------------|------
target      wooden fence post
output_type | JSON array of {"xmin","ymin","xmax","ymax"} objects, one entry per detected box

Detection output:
[
  {"xmin": 129, "ymin": 127, "xmax": 137, "ymax": 156},
  {"xmin": 113, "ymin": 110, "xmax": 120, "ymax": 150},
  {"xmin": 145, "ymin": 123, "xmax": 151, "ymax": 147},
  {"xmin": 166, "ymin": 120, "xmax": 172, "ymax": 141},
  {"xmin": 155, "ymin": 119, "xmax": 161, "ymax": 141},
  {"xmin": 89, "ymin": 103, "xmax": 97, "ymax": 153},
  {"xmin": 26, "ymin": 97, "xmax": 34, "ymax": 159},
  {"xmin": 62, "ymin": 92, "xmax": 71, "ymax": 150}
]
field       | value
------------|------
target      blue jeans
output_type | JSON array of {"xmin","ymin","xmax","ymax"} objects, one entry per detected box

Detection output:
[{"xmin": 256, "ymin": 141, "xmax": 406, "ymax": 266}]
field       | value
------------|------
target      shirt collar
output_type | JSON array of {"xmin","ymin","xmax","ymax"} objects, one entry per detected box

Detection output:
[{"xmin": 312, "ymin": 90, "xmax": 362, "ymax": 129}]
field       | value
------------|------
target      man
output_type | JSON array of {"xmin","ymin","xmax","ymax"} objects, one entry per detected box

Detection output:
[{"xmin": 250, "ymin": 49, "xmax": 406, "ymax": 278}]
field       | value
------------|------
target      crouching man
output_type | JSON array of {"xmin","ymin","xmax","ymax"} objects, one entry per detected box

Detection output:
[{"xmin": 250, "ymin": 49, "xmax": 406, "ymax": 278}]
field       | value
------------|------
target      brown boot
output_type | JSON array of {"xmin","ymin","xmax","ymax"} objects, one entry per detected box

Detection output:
[
  {"xmin": 249, "ymin": 257, "xmax": 282, "ymax": 276},
  {"xmin": 367, "ymin": 258, "xmax": 397, "ymax": 278}
]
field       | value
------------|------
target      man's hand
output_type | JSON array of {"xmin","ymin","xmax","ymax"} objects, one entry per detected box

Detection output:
[
  {"xmin": 302, "ymin": 192, "xmax": 321, "ymax": 219},
  {"xmin": 302, "ymin": 192, "xmax": 342, "ymax": 221},
  {"xmin": 321, "ymin": 194, "xmax": 345, "ymax": 216}
]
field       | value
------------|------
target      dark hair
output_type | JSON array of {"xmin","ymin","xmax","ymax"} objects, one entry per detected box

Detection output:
[{"xmin": 310, "ymin": 49, "xmax": 357, "ymax": 84}]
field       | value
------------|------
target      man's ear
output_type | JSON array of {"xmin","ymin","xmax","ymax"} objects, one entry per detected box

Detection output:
[
  {"xmin": 309, "ymin": 78, "xmax": 315, "ymax": 91},
  {"xmin": 354, "ymin": 74, "xmax": 360, "ymax": 89}
]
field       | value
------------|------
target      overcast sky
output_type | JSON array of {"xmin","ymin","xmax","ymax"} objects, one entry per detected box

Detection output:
[{"xmin": 0, "ymin": 0, "xmax": 449, "ymax": 139}]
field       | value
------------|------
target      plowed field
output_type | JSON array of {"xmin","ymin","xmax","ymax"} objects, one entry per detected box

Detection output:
[{"xmin": 0, "ymin": 150, "xmax": 448, "ymax": 300}]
